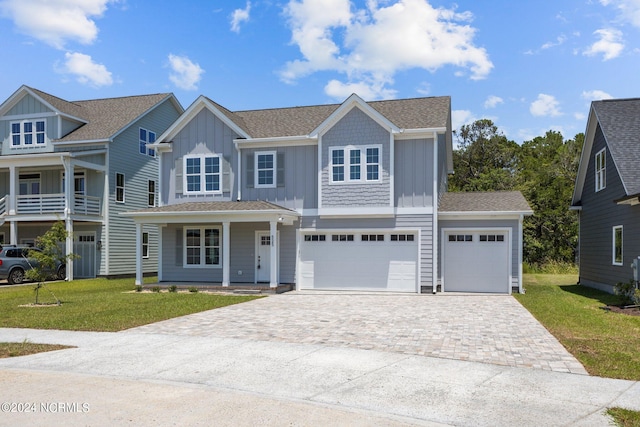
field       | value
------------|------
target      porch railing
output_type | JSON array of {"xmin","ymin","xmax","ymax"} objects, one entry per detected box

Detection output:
[
  {"xmin": 16, "ymin": 194, "xmax": 101, "ymax": 216},
  {"xmin": 0, "ymin": 196, "xmax": 5, "ymax": 216}
]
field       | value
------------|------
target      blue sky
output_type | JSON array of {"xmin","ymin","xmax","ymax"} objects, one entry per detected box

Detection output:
[{"xmin": 1, "ymin": 0, "xmax": 638, "ymax": 143}]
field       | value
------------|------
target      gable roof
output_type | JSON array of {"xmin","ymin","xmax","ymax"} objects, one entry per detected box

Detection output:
[
  {"xmin": 0, "ymin": 85, "xmax": 182, "ymax": 143},
  {"xmin": 572, "ymin": 98, "xmax": 640, "ymax": 205},
  {"xmin": 439, "ymin": 191, "xmax": 533, "ymax": 215}
]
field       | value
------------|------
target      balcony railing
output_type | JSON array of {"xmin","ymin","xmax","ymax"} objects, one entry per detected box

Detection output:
[
  {"xmin": 0, "ymin": 196, "xmax": 6, "ymax": 216},
  {"xmin": 15, "ymin": 194, "xmax": 101, "ymax": 216}
]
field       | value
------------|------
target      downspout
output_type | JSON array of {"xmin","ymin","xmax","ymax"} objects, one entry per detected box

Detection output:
[
  {"xmin": 236, "ymin": 142, "xmax": 242, "ymax": 201},
  {"xmin": 518, "ymin": 214, "xmax": 524, "ymax": 293},
  {"xmin": 432, "ymin": 131, "xmax": 439, "ymax": 294}
]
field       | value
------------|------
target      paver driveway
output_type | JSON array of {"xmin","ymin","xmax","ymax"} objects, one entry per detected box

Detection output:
[{"xmin": 129, "ymin": 292, "xmax": 587, "ymax": 374}]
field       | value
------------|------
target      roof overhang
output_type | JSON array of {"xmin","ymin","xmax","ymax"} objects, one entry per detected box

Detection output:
[
  {"xmin": 234, "ymin": 135, "xmax": 318, "ymax": 149},
  {"xmin": 0, "ymin": 85, "xmax": 88, "ymax": 124},
  {"xmin": 122, "ymin": 207, "xmax": 300, "ymax": 225},
  {"xmin": 439, "ymin": 210, "xmax": 533, "ymax": 220},
  {"xmin": 614, "ymin": 194, "xmax": 640, "ymax": 206}
]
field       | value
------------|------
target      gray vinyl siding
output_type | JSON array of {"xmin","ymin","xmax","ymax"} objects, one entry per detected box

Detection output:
[
  {"xmin": 61, "ymin": 118, "xmax": 83, "ymax": 139},
  {"xmin": 161, "ymin": 222, "xmax": 297, "ymax": 284},
  {"xmin": 438, "ymin": 219, "xmax": 520, "ymax": 288},
  {"xmin": 579, "ymin": 124, "xmax": 638, "ymax": 292},
  {"xmin": 300, "ymin": 215, "xmax": 433, "ymax": 285},
  {"xmin": 106, "ymin": 98, "xmax": 181, "ymax": 276},
  {"xmin": 394, "ymin": 138, "xmax": 434, "ymax": 208},
  {"xmin": 321, "ymin": 108, "xmax": 391, "ymax": 207},
  {"xmin": 162, "ymin": 108, "xmax": 238, "ymax": 205},
  {"xmin": 242, "ymin": 145, "xmax": 317, "ymax": 210}
]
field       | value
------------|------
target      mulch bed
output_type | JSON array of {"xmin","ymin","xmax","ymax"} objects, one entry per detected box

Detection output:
[{"xmin": 603, "ymin": 305, "xmax": 640, "ymax": 316}]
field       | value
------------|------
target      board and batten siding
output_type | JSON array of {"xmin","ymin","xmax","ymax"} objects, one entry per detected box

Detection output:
[
  {"xmin": 242, "ymin": 145, "xmax": 317, "ymax": 210},
  {"xmin": 161, "ymin": 222, "xmax": 297, "ymax": 284},
  {"xmin": 300, "ymin": 215, "xmax": 433, "ymax": 285},
  {"xmin": 162, "ymin": 108, "xmax": 238, "ymax": 205},
  {"xmin": 394, "ymin": 138, "xmax": 434, "ymax": 208},
  {"xmin": 438, "ymin": 219, "xmax": 520, "ymax": 289},
  {"xmin": 320, "ymin": 107, "xmax": 391, "ymax": 207},
  {"xmin": 106, "ymin": 98, "xmax": 181, "ymax": 276},
  {"xmin": 437, "ymin": 133, "xmax": 448, "ymax": 203},
  {"xmin": 579, "ymin": 124, "xmax": 640, "ymax": 291}
]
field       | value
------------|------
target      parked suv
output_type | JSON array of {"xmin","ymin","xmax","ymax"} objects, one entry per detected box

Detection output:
[{"xmin": 0, "ymin": 245, "xmax": 66, "ymax": 285}]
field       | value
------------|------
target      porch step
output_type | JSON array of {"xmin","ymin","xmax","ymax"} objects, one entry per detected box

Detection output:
[{"xmin": 232, "ymin": 289, "xmax": 263, "ymax": 295}]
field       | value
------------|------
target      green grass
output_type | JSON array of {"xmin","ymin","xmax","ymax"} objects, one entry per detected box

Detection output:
[
  {"xmin": 0, "ymin": 277, "xmax": 262, "ymax": 332},
  {"xmin": 0, "ymin": 341, "xmax": 73, "ymax": 358},
  {"xmin": 516, "ymin": 274, "xmax": 640, "ymax": 381},
  {"xmin": 608, "ymin": 407, "xmax": 640, "ymax": 427}
]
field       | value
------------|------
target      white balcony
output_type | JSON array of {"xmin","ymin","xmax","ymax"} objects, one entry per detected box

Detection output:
[{"xmin": 14, "ymin": 194, "xmax": 101, "ymax": 216}]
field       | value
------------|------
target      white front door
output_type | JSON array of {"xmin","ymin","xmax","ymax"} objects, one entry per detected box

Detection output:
[{"xmin": 256, "ymin": 232, "xmax": 271, "ymax": 282}]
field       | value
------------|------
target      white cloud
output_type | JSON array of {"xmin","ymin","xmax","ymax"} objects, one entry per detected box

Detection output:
[
  {"xmin": 0, "ymin": 0, "xmax": 114, "ymax": 49},
  {"xmin": 281, "ymin": 0, "xmax": 493, "ymax": 100},
  {"xmin": 600, "ymin": 0, "xmax": 640, "ymax": 27},
  {"xmin": 583, "ymin": 28, "xmax": 624, "ymax": 60},
  {"xmin": 167, "ymin": 54, "xmax": 204, "ymax": 91},
  {"xmin": 451, "ymin": 109, "xmax": 476, "ymax": 133},
  {"xmin": 230, "ymin": 1, "xmax": 251, "ymax": 33},
  {"xmin": 574, "ymin": 112, "xmax": 586, "ymax": 121},
  {"xmin": 530, "ymin": 94, "xmax": 562, "ymax": 117},
  {"xmin": 541, "ymin": 34, "xmax": 567, "ymax": 50},
  {"xmin": 581, "ymin": 89, "xmax": 614, "ymax": 100},
  {"xmin": 61, "ymin": 52, "xmax": 113, "ymax": 87},
  {"xmin": 484, "ymin": 95, "xmax": 503, "ymax": 109},
  {"xmin": 325, "ymin": 79, "xmax": 397, "ymax": 100}
]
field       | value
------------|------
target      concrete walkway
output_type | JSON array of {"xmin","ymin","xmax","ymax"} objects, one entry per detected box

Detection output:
[{"xmin": 0, "ymin": 293, "xmax": 638, "ymax": 426}]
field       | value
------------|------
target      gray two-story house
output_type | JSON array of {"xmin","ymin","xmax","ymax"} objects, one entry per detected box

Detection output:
[
  {"xmin": 572, "ymin": 98, "xmax": 640, "ymax": 292},
  {"xmin": 0, "ymin": 85, "xmax": 183, "ymax": 281},
  {"xmin": 125, "ymin": 94, "xmax": 532, "ymax": 293}
]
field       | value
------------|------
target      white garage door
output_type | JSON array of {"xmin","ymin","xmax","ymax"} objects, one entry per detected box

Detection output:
[
  {"xmin": 443, "ymin": 230, "xmax": 510, "ymax": 293},
  {"xmin": 299, "ymin": 231, "xmax": 418, "ymax": 292}
]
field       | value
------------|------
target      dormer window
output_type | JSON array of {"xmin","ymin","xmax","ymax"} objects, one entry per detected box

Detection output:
[
  {"xmin": 11, "ymin": 120, "xmax": 46, "ymax": 147},
  {"xmin": 330, "ymin": 145, "xmax": 381, "ymax": 184}
]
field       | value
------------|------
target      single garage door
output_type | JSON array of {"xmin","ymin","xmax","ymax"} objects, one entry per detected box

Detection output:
[
  {"xmin": 299, "ymin": 231, "xmax": 418, "ymax": 292},
  {"xmin": 443, "ymin": 230, "xmax": 510, "ymax": 293}
]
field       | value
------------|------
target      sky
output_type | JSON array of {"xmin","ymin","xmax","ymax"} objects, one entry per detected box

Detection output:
[{"xmin": 0, "ymin": 0, "xmax": 639, "ymax": 143}]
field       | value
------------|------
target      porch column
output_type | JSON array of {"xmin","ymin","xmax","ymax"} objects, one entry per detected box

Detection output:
[
  {"xmin": 9, "ymin": 220, "xmax": 17, "ymax": 245},
  {"xmin": 8, "ymin": 165, "xmax": 16, "ymax": 215},
  {"xmin": 63, "ymin": 159, "xmax": 72, "ymax": 215},
  {"xmin": 222, "ymin": 221, "xmax": 230, "ymax": 287},
  {"xmin": 65, "ymin": 218, "xmax": 74, "ymax": 281},
  {"xmin": 135, "ymin": 223, "xmax": 143, "ymax": 286},
  {"xmin": 269, "ymin": 220, "xmax": 278, "ymax": 288},
  {"xmin": 157, "ymin": 225, "xmax": 164, "ymax": 282}
]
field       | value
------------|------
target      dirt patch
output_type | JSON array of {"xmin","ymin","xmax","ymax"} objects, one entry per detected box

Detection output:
[{"xmin": 603, "ymin": 305, "xmax": 640, "ymax": 317}]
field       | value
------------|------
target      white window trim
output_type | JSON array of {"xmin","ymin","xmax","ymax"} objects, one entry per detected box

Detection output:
[
  {"xmin": 142, "ymin": 232, "xmax": 149, "ymax": 259},
  {"xmin": 183, "ymin": 154, "xmax": 222, "ymax": 194},
  {"xmin": 10, "ymin": 119, "xmax": 46, "ymax": 147},
  {"xmin": 139, "ymin": 127, "xmax": 156, "ymax": 158},
  {"xmin": 61, "ymin": 170, "xmax": 87, "ymax": 196},
  {"xmin": 595, "ymin": 148, "xmax": 606, "ymax": 192},
  {"xmin": 613, "ymin": 225, "xmax": 623, "ymax": 266},
  {"xmin": 329, "ymin": 144, "xmax": 382, "ymax": 184},
  {"xmin": 255, "ymin": 150, "xmax": 277, "ymax": 188},
  {"xmin": 183, "ymin": 226, "xmax": 222, "ymax": 268},
  {"xmin": 115, "ymin": 172, "xmax": 125, "ymax": 203}
]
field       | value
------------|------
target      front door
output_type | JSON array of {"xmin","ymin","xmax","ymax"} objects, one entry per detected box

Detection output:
[{"xmin": 256, "ymin": 232, "xmax": 271, "ymax": 282}]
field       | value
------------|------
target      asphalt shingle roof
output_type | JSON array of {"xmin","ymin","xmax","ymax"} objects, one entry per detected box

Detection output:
[
  {"xmin": 126, "ymin": 200, "xmax": 297, "ymax": 215},
  {"xmin": 439, "ymin": 191, "xmax": 532, "ymax": 213},
  {"xmin": 592, "ymin": 98, "xmax": 640, "ymax": 196}
]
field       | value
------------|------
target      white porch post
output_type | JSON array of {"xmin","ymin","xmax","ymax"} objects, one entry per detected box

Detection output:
[
  {"xmin": 65, "ymin": 218, "xmax": 74, "ymax": 281},
  {"xmin": 222, "ymin": 221, "xmax": 230, "ymax": 287},
  {"xmin": 269, "ymin": 220, "xmax": 278, "ymax": 288},
  {"xmin": 9, "ymin": 220, "xmax": 17, "ymax": 246},
  {"xmin": 63, "ymin": 159, "xmax": 72, "ymax": 215},
  {"xmin": 135, "ymin": 223, "xmax": 143, "ymax": 286},
  {"xmin": 157, "ymin": 225, "xmax": 164, "ymax": 282},
  {"xmin": 8, "ymin": 165, "xmax": 16, "ymax": 215}
]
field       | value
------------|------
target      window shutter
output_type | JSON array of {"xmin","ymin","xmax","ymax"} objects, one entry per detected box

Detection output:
[
  {"xmin": 175, "ymin": 228, "xmax": 183, "ymax": 266},
  {"xmin": 222, "ymin": 156, "xmax": 231, "ymax": 193},
  {"xmin": 246, "ymin": 153, "xmax": 254, "ymax": 189},
  {"xmin": 175, "ymin": 158, "xmax": 183, "ymax": 194},
  {"xmin": 277, "ymin": 152, "xmax": 285, "ymax": 187}
]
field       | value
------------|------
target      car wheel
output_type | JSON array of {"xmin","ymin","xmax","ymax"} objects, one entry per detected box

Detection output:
[
  {"xmin": 8, "ymin": 268, "xmax": 25, "ymax": 285},
  {"xmin": 57, "ymin": 265, "xmax": 66, "ymax": 281}
]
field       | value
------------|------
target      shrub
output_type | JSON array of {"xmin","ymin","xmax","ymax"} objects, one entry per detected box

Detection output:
[
  {"xmin": 188, "ymin": 286, "xmax": 198, "ymax": 293},
  {"xmin": 168, "ymin": 285, "xmax": 178, "ymax": 293},
  {"xmin": 134, "ymin": 285, "xmax": 143, "ymax": 293},
  {"xmin": 614, "ymin": 279, "xmax": 639, "ymax": 305},
  {"xmin": 523, "ymin": 260, "xmax": 578, "ymax": 274},
  {"xmin": 151, "ymin": 286, "xmax": 161, "ymax": 293}
]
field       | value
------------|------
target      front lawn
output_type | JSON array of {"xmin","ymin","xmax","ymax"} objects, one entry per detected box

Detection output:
[
  {"xmin": 516, "ymin": 274, "xmax": 640, "ymax": 381},
  {"xmin": 0, "ymin": 278, "xmax": 262, "ymax": 332}
]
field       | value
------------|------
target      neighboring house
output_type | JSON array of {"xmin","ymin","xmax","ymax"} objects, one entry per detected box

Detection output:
[
  {"xmin": 0, "ymin": 85, "xmax": 183, "ymax": 280},
  {"xmin": 124, "ymin": 94, "xmax": 532, "ymax": 293},
  {"xmin": 571, "ymin": 98, "xmax": 640, "ymax": 293}
]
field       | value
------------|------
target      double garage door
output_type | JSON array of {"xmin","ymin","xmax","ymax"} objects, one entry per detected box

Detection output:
[
  {"xmin": 442, "ymin": 230, "xmax": 511, "ymax": 293},
  {"xmin": 299, "ymin": 231, "xmax": 418, "ymax": 292}
]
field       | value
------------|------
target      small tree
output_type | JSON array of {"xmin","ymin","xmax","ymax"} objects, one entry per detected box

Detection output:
[{"xmin": 25, "ymin": 221, "xmax": 76, "ymax": 305}]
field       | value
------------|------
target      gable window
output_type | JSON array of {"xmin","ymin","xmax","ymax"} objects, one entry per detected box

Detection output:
[
  {"xmin": 330, "ymin": 145, "xmax": 382, "ymax": 183},
  {"xmin": 613, "ymin": 225, "xmax": 623, "ymax": 266},
  {"xmin": 148, "ymin": 180, "xmax": 156, "ymax": 206},
  {"xmin": 11, "ymin": 120, "xmax": 46, "ymax": 147},
  {"xmin": 115, "ymin": 173, "xmax": 125, "ymax": 203},
  {"xmin": 255, "ymin": 151, "xmax": 276, "ymax": 188},
  {"xmin": 184, "ymin": 227, "xmax": 220, "ymax": 267},
  {"xmin": 184, "ymin": 155, "xmax": 221, "ymax": 194},
  {"xmin": 142, "ymin": 232, "xmax": 149, "ymax": 259},
  {"xmin": 595, "ymin": 148, "xmax": 606, "ymax": 192},
  {"xmin": 139, "ymin": 128, "xmax": 156, "ymax": 157}
]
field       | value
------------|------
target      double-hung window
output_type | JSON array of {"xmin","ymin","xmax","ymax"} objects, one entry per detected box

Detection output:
[
  {"xmin": 184, "ymin": 155, "xmax": 221, "ymax": 194},
  {"xmin": 139, "ymin": 128, "xmax": 156, "ymax": 157},
  {"xmin": 184, "ymin": 227, "xmax": 221, "ymax": 267},
  {"xmin": 613, "ymin": 225, "xmax": 623, "ymax": 266},
  {"xmin": 142, "ymin": 232, "xmax": 149, "ymax": 259},
  {"xmin": 330, "ymin": 145, "xmax": 381, "ymax": 183},
  {"xmin": 148, "ymin": 180, "xmax": 156, "ymax": 207},
  {"xmin": 11, "ymin": 120, "xmax": 46, "ymax": 147},
  {"xmin": 595, "ymin": 148, "xmax": 606, "ymax": 192},
  {"xmin": 115, "ymin": 173, "xmax": 125, "ymax": 203},
  {"xmin": 255, "ymin": 151, "xmax": 276, "ymax": 188}
]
